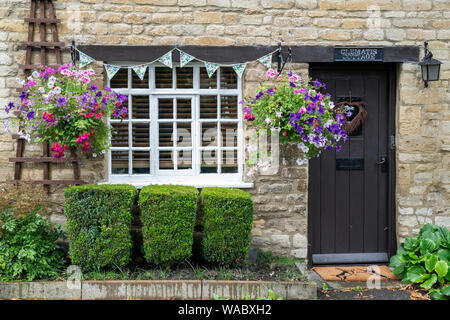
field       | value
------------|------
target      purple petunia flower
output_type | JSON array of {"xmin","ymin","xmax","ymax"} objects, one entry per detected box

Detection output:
[
  {"xmin": 313, "ymin": 79, "xmax": 321, "ymax": 87},
  {"xmin": 26, "ymin": 111, "xmax": 35, "ymax": 120},
  {"xmin": 20, "ymin": 91, "xmax": 28, "ymax": 102},
  {"xmin": 58, "ymin": 97, "xmax": 67, "ymax": 106},
  {"xmin": 5, "ymin": 102, "xmax": 14, "ymax": 113},
  {"xmin": 90, "ymin": 84, "xmax": 98, "ymax": 91}
]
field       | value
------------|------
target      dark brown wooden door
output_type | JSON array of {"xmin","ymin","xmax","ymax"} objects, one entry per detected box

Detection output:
[{"xmin": 308, "ymin": 63, "xmax": 396, "ymax": 265}]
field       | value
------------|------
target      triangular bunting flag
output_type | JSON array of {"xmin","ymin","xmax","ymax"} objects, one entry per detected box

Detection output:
[
  {"xmin": 79, "ymin": 51, "xmax": 95, "ymax": 69},
  {"xmin": 105, "ymin": 64, "xmax": 120, "ymax": 80},
  {"xmin": 204, "ymin": 61, "xmax": 220, "ymax": 78},
  {"xmin": 179, "ymin": 50, "xmax": 195, "ymax": 68},
  {"xmin": 257, "ymin": 53, "xmax": 273, "ymax": 69},
  {"xmin": 158, "ymin": 51, "xmax": 173, "ymax": 68},
  {"xmin": 232, "ymin": 63, "xmax": 246, "ymax": 78},
  {"xmin": 132, "ymin": 64, "xmax": 147, "ymax": 80}
]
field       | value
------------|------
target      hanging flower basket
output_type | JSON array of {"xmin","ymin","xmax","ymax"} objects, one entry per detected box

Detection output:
[
  {"xmin": 243, "ymin": 69, "xmax": 348, "ymax": 177},
  {"xmin": 4, "ymin": 65, "xmax": 128, "ymax": 159}
]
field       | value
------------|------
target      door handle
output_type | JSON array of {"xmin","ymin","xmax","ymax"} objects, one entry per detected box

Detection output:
[
  {"xmin": 376, "ymin": 156, "xmax": 386, "ymax": 165},
  {"xmin": 376, "ymin": 155, "xmax": 387, "ymax": 172}
]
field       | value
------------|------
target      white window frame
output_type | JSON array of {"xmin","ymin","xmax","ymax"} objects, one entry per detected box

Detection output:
[{"xmin": 105, "ymin": 62, "xmax": 253, "ymax": 188}]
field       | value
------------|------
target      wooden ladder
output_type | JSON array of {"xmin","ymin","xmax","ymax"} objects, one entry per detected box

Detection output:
[{"xmin": 10, "ymin": 0, "xmax": 84, "ymax": 191}]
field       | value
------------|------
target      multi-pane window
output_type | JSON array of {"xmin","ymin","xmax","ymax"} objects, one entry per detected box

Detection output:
[{"xmin": 108, "ymin": 64, "xmax": 242, "ymax": 182}]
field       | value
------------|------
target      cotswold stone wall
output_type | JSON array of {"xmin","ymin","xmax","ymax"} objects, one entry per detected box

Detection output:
[{"xmin": 0, "ymin": 0, "xmax": 449, "ymax": 258}]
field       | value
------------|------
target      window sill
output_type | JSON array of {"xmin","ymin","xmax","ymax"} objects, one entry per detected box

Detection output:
[{"xmin": 100, "ymin": 176, "xmax": 254, "ymax": 189}]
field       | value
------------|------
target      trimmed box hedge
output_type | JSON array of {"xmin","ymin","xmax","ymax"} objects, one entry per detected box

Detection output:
[
  {"xmin": 64, "ymin": 184, "xmax": 138, "ymax": 271},
  {"xmin": 139, "ymin": 185, "xmax": 198, "ymax": 266},
  {"xmin": 200, "ymin": 187, "xmax": 253, "ymax": 265}
]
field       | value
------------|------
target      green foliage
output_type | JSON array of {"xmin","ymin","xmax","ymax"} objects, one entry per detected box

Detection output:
[
  {"xmin": 244, "ymin": 289, "xmax": 284, "ymax": 300},
  {"xmin": 64, "ymin": 184, "xmax": 137, "ymax": 271},
  {"xmin": 200, "ymin": 187, "xmax": 253, "ymax": 265},
  {"xmin": 390, "ymin": 223, "xmax": 450, "ymax": 299},
  {"xmin": 0, "ymin": 210, "xmax": 65, "ymax": 281},
  {"xmin": 139, "ymin": 185, "xmax": 198, "ymax": 266}
]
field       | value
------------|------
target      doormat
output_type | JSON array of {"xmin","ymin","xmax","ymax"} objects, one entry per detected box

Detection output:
[{"xmin": 312, "ymin": 266, "xmax": 399, "ymax": 282}]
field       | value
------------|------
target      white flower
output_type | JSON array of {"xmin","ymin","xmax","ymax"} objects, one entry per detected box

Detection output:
[
  {"xmin": 3, "ymin": 120, "xmax": 10, "ymax": 133},
  {"xmin": 47, "ymin": 81, "xmax": 55, "ymax": 89},
  {"xmin": 38, "ymin": 87, "xmax": 45, "ymax": 94},
  {"xmin": 246, "ymin": 166, "xmax": 258, "ymax": 179},
  {"xmin": 17, "ymin": 130, "xmax": 31, "ymax": 143},
  {"xmin": 329, "ymin": 101, "xmax": 335, "ymax": 109},
  {"xmin": 92, "ymin": 153, "xmax": 97, "ymax": 158},
  {"xmin": 101, "ymin": 150, "xmax": 106, "ymax": 154},
  {"xmin": 275, "ymin": 111, "xmax": 282, "ymax": 118},
  {"xmin": 53, "ymin": 86, "xmax": 61, "ymax": 95},
  {"xmin": 324, "ymin": 120, "xmax": 333, "ymax": 128},
  {"xmin": 265, "ymin": 117, "xmax": 272, "ymax": 125},
  {"xmin": 257, "ymin": 160, "xmax": 270, "ymax": 170},
  {"xmin": 297, "ymin": 143, "xmax": 309, "ymax": 153},
  {"xmin": 32, "ymin": 71, "xmax": 40, "ymax": 78},
  {"xmin": 296, "ymin": 158, "xmax": 307, "ymax": 166},
  {"xmin": 27, "ymin": 76, "xmax": 33, "ymax": 82},
  {"xmin": 48, "ymin": 76, "xmax": 57, "ymax": 83}
]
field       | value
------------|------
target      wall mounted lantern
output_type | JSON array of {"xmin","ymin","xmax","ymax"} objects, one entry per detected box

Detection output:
[{"xmin": 419, "ymin": 41, "xmax": 442, "ymax": 87}]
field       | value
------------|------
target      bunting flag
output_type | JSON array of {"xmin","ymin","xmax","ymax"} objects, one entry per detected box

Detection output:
[
  {"xmin": 79, "ymin": 51, "xmax": 95, "ymax": 69},
  {"xmin": 158, "ymin": 51, "xmax": 173, "ymax": 68},
  {"xmin": 77, "ymin": 47, "xmax": 278, "ymax": 80},
  {"xmin": 179, "ymin": 50, "xmax": 195, "ymax": 68},
  {"xmin": 257, "ymin": 53, "xmax": 273, "ymax": 69},
  {"xmin": 232, "ymin": 63, "xmax": 246, "ymax": 78},
  {"xmin": 105, "ymin": 64, "xmax": 120, "ymax": 80},
  {"xmin": 205, "ymin": 61, "xmax": 220, "ymax": 78},
  {"xmin": 132, "ymin": 64, "xmax": 147, "ymax": 80}
]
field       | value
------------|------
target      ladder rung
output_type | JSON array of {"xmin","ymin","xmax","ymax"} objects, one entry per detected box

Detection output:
[
  {"xmin": 13, "ymin": 180, "xmax": 85, "ymax": 185},
  {"xmin": 19, "ymin": 64, "xmax": 59, "ymax": 70},
  {"xmin": 24, "ymin": 18, "xmax": 61, "ymax": 24},
  {"xmin": 21, "ymin": 41, "xmax": 65, "ymax": 47},
  {"xmin": 9, "ymin": 157, "xmax": 78, "ymax": 163}
]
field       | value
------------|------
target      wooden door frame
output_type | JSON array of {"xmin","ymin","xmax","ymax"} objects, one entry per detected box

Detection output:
[{"xmin": 307, "ymin": 62, "xmax": 397, "ymax": 267}]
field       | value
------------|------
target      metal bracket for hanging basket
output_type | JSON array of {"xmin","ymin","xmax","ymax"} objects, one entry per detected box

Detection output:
[{"xmin": 277, "ymin": 43, "xmax": 292, "ymax": 74}]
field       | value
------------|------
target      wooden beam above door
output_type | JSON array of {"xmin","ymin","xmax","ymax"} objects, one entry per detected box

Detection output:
[{"xmin": 75, "ymin": 45, "xmax": 419, "ymax": 63}]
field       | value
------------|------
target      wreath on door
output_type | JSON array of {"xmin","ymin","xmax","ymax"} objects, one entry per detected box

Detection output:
[{"xmin": 336, "ymin": 100, "xmax": 368, "ymax": 134}]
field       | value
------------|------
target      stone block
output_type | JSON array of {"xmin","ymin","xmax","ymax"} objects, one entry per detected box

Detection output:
[
  {"xmin": 261, "ymin": 0, "xmax": 295, "ymax": 9},
  {"xmin": 295, "ymin": 0, "xmax": 317, "ymax": 9},
  {"xmin": 403, "ymin": 0, "xmax": 432, "ymax": 11},
  {"xmin": 271, "ymin": 234, "xmax": 291, "ymax": 248},
  {"xmin": 152, "ymin": 13, "xmax": 183, "ymax": 24}
]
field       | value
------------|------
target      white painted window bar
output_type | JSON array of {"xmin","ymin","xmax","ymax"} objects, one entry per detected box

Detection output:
[{"xmin": 106, "ymin": 62, "xmax": 252, "ymax": 188}]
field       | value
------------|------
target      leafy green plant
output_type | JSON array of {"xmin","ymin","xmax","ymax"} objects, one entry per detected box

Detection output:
[
  {"xmin": 429, "ymin": 286, "xmax": 450, "ymax": 300},
  {"xmin": 0, "ymin": 210, "xmax": 65, "ymax": 281},
  {"xmin": 390, "ymin": 223, "xmax": 450, "ymax": 299},
  {"xmin": 64, "ymin": 184, "xmax": 138, "ymax": 271},
  {"xmin": 200, "ymin": 187, "xmax": 253, "ymax": 265},
  {"xmin": 245, "ymin": 289, "xmax": 284, "ymax": 300},
  {"xmin": 139, "ymin": 185, "xmax": 198, "ymax": 266}
]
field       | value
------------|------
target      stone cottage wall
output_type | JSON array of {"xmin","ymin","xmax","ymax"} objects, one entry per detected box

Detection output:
[{"xmin": 0, "ymin": 0, "xmax": 449, "ymax": 258}]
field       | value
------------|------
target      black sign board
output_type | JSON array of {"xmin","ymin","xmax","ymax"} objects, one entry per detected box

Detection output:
[
  {"xmin": 336, "ymin": 158, "xmax": 364, "ymax": 170},
  {"xmin": 334, "ymin": 47, "xmax": 383, "ymax": 62}
]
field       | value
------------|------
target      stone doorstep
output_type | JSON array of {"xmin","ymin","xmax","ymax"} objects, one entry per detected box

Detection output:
[{"xmin": 0, "ymin": 280, "xmax": 317, "ymax": 300}]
